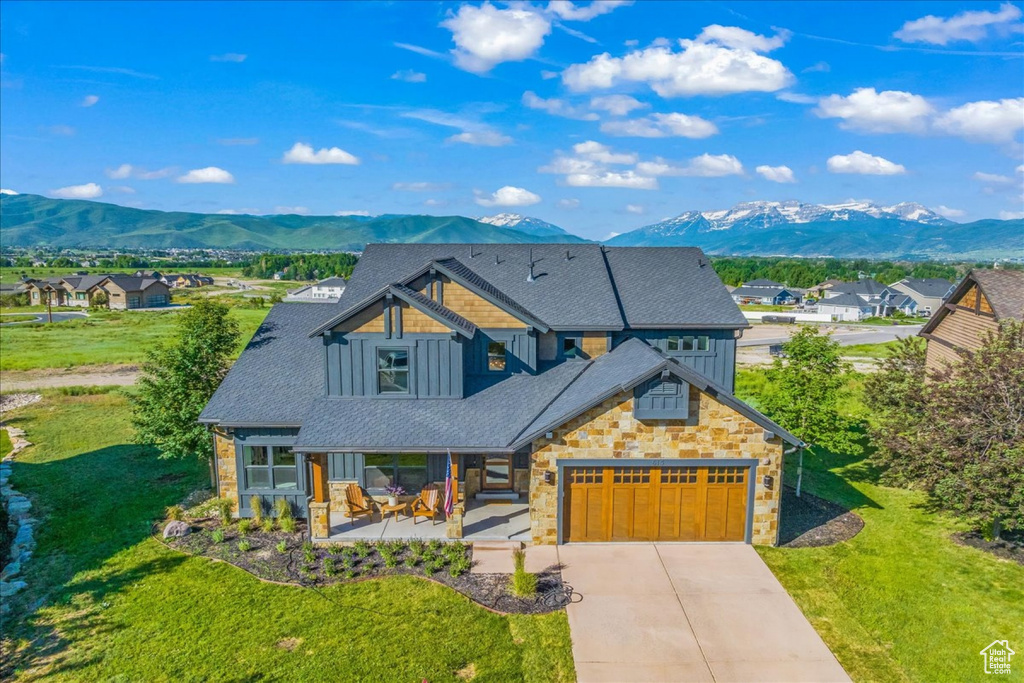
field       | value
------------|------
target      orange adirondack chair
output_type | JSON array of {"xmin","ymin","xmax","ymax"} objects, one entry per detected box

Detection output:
[
  {"xmin": 344, "ymin": 483, "xmax": 376, "ymax": 525},
  {"xmin": 410, "ymin": 486, "xmax": 440, "ymax": 525}
]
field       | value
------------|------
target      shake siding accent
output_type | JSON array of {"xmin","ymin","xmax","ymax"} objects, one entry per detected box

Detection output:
[
  {"xmin": 399, "ymin": 301, "xmax": 451, "ymax": 333},
  {"xmin": 442, "ymin": 278, "xmax": 524, "ymax": 328},
  {"xmin": 581, "ymin": 331, "xmax": 608, "ymax": 358},
  {"xmin": 336, "ymin": 303, "xmax": 386, "ymax": 333}
]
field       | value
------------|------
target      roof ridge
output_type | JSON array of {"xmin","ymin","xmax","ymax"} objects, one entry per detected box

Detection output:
[{"xmin": 431, "ymin": 256, "xmax": 546, "ymax": 327}]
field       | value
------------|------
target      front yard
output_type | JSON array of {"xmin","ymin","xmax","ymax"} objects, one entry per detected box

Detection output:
[{"xmin": 0, "ymin": 391, "xmax": 574, "ymax": 682}]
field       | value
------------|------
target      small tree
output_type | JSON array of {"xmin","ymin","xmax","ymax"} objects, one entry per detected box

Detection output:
[
  {"xmin": 133, "ymin": 300, "xmax": 239, "ymax": 460},
  {"xmin": 91, "ymin": 291, "xmax": 109, "ymax": 308},
  {"xmin": 759, "ymin": 326, "xmax": 862, "ymax": 495}
]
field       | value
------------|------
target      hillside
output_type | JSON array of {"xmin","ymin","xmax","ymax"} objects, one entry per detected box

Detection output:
[
  {"xmin": 0, "ymin": 194, "xmax": 586, "ymax": 250},
  {"xmin": 606, "ymin": 201, "xmax": 1024, "ymax": 259}
]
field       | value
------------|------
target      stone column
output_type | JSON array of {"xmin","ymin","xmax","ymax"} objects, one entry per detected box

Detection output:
[
  {"xmin": 309, "ymin": 501, "xmax": 330, "ymax": 540},
  {"xmin": 445, "ymin": 503, "xmax": 464, "ymax": 539}
]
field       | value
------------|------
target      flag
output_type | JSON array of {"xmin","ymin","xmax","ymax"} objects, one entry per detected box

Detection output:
[{"xmin": 443, "ymin": 450, "xmax": 455, "ymax": 516}]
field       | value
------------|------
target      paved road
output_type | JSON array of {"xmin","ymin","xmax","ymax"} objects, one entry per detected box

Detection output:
[
  {"xmin": 0, "ymin": 311, "xmax": 89, "ymax": 325},
  {"xmin": 739, "ymin": 324, "xmax": 923, "ymax": 348},
  {"xmin": 559, "ymin": 544, "xmax": 850, "ymax": 683}
]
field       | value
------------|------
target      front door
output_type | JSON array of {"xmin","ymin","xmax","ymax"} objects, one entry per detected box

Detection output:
[{"xmin": 483, "ymin": 455, "xmax": 512, "ymax": 490}]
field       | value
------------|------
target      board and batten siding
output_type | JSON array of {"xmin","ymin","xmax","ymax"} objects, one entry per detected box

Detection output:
[
  {"xmin": 326, "ymin": 333, "xmax": 465, "ymax": 398},
  {"xmin": 614, "ymin": 330, "xmax": 737, "ymax": 391},
  {"xmin": 465, "ymin": 329, "xmax": 537, "ymax": 375}
]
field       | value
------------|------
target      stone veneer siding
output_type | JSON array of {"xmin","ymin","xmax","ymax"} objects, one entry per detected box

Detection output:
[
  {"xmin": 529, "ymin": 386, "xmax": 784, "ymax": 545},
  {"xmin": 214, "ymin": 429, "xmax": 238, "ymax": 513}
]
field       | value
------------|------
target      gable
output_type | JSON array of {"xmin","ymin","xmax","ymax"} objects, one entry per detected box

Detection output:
[
  {"xmin": 399, "ymin": 300, "xmax": 451, "ymax": 334},
  {"xmin": 335, "ymin": 302, "xmax": 386, "ymax": 334},
  {"xmin": 441, "ymin": 277, "xmax": 526, "ymax": 328}
]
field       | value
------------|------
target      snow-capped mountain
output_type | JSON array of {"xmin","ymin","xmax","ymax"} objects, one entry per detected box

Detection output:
[
  {"xmin": 605, "ymin": 199, "xmax": 1020, "ymax": 259},
  {"xmin": 478, "ymin": 213, "xmax": 573, "ymax": 237}
]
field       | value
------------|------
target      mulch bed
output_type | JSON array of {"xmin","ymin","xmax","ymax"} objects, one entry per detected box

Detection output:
[
  {"xmin": 164, "ymin": 519, "xmax": 569, "ymax": 615},
  {"xmin": 778, "ymin": 486, "xmax": 864, "ymax": 548},
  {"xmin": 952, "ymin": 530, "xmax": 1024, "ymax": 566}
]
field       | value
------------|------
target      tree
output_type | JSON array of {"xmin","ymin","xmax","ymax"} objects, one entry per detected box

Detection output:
[
  {"xmin": 759, "ymin": 326, "xmax": 863, "ymax": 495},
  {"xmin": 133, "ymin": 300, "xmax": 239, "ymax": 460},
  {"xmin": 868, "ymin": 321, "xmax": 1024, "ymax": 537},
  {"xmin": 91, "ymin": 291, "xmax": 109, "ymax": 308}
]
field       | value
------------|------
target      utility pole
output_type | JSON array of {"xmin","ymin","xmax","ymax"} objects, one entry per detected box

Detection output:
[{"xmin": 47, "ymin": 291, "xmax": 53, "ymax": 323}]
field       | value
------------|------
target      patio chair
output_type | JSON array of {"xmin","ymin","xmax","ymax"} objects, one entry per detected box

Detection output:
[
  {"xmin": 410, "ymin": 486, "xmax": 440, "ymax": 525},
  {"xmin": 344, "ymin": 483, "xmax": 377, "ymax": 525}
]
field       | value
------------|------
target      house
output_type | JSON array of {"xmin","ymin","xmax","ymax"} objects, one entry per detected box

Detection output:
[
  {"xmin": 133, "ymin": 270, "xmax": 163, "ymax": 280},
  {"xmin": 919, "ymin": 269, "xmax": 1024, "ymax": 371},
  {"xmin": 817, "ymin": 292, "xmax": 874, "ymax": 321},
  {"xmin": 201, "ymin": 244, "xmax": 803, "ymax": 547},
  {"xmin": 100, "ymin": 276, "xmax": 171, "ymax": 309},
  {"xmin": 23, "ymin": 274, "xmax": 171, "ymax": 309},
  {"xmin": 824, "ymin": 280, "xmax": 917, "ymax": 317},
  {"xmin": 163, "ymin": 273, "xmax": 213, "ymax": 288},
  {"xmin": 730, "ymin": 279, "xmax": 799, "ymax": 306},
  {"xmin": 285, "ymin": 277, "xmax": 347, "ymax": 302},
  {"xmin": 59, "ymin": 275, "xmax": 116, "ymax": 307},
  {"xmin": 887, "ymin": 277, "xmax": 955, "ymax": 317}
]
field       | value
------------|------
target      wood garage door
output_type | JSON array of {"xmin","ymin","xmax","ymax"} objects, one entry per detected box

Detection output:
[{"xmin": 563, "ymin": 465, "xmax": 749, "ymax": 543}]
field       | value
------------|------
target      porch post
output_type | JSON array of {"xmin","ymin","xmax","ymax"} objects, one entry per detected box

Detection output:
[
  {"xmin": 452, "ymin": 455, "xmax": 460, "ymax": 503},
  {"xmin": 308, "ymin": 453, "xmax": 331, "ymax": 540}
]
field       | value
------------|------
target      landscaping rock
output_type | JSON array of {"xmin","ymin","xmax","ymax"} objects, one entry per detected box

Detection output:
[
  {"xmin": 0, "ymin": 579, "xmax": 27, "ymax": 597},
  {"xmin": 1, "ymin": 561, "xmax": 20, "ymax": 580},
  {"xmin": 14, "ymin": 524, "xmax": 34, "ymax": 547},
  {"xmin": 163, "ymin": 520, "xmax": 192, "ymax": 539},
  {"xmin": 7, "ymin": 496, "xmax": 31, "ymax": 516}
]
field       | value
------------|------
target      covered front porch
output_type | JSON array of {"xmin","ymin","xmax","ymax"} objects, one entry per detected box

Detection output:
[{"xmin": 322, "ymin": 499, "xmax": 531, "ymax": 543}]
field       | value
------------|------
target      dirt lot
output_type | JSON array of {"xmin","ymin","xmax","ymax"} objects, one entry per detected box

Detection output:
[{"xmin": 0, "ymin": 364, "xmax": 140, "ymax": 391}]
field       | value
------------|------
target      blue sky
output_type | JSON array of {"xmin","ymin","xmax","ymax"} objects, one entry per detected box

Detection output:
[{"xmin": 1, "ymin": 1, "xmax": 1022, "ymax": 240}]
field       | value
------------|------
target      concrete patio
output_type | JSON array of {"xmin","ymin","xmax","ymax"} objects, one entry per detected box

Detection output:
[{"xmin": 323, "ymin": 500, "xmax": 530, "ymax": 542}]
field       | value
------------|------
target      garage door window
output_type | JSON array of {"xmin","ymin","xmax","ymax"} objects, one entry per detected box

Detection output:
[
  {"xmin": 709, "ymin": 466, "xmax": 745, "ymax": 484},
  {"xmin": 613, "ymin": 468, "xmax": 650, "ymax": 484},
  {"xmin": 569, "ymin": 467, "xmax": 602, "ymax": 484},
  {"xmin": 661, "ymin": 467, "xmax": 698, "ymax": 484}
]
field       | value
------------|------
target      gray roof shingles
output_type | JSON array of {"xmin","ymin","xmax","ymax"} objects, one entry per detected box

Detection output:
[
  {"xmin": 895, "ymin": 278, "xmax": 955, "ymax": 298},
  {"xmin": 820, "ymin": 293, "xmax": 871, "ymax": 307},
  {"xmin": 973, "ymin": 269, "xmax": 1024, "ymax": 320}
]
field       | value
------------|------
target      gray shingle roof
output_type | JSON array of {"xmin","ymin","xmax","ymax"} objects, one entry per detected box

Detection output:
[
  {"xmin": 819, "ymin": 293, "xmax": 871, "ymax": 307},
  {"xmin": 893, "ymin": 278, "xmax": 955, "ymax": 298},
  {"xmin": 602, "ymin": 247, "xmax": 748, "ymax": 328},
  {"xmin": 316, "ymin": 277, "xmax": 347, "ymax": 287},
  {"xmin": 831, "ymin": 280, "xmax": 890, "ymax": 297},
  {"xmin": 731, "ymin": 285, "xmax": 791, "ymax": 299},
  {"xmin": 433, "ymin": 257, "xmax": 546, "ymax": 328},
  {"xmin": 390, "ymin": 284, "xmax": 477, "ymax": 337},
  {"xmin": 199, "ymin": 303, "xmax": 337, "ymax": 426},
  {"xmin": 972, "ymin": 269, "xmax": 1024, "ymax": 320}
]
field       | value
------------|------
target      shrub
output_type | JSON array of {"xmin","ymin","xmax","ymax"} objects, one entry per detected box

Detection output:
[
  {"xmin": 237, "ymin": 539, "xmax": 251, "ymax": 552},
  {"xmin": 279, "ymin": 516, "xmax": 297, "ymax": 533},
  {"xmin": 404, "ymin": 555, "xmax": 419, "ymax": 568},
  {"xmin": 327, "ymin": 545, "xmax": 342, "ymax": 556},
  {"xmin": 303, "ymin": 542, "xmax": 316, "ymax": 564},
  {"xmin": 323, "ymin": 558, "xmax": 337, "ymax": 577},
  {"xmin": 423, "ymin": 564, "xmax": 436, "ymax": 577},
  {"xmin": 275, "ymin": 498, "xmax": 293, "ymax": 521},
  {"xmin": 211, "ymin": 528, "xmax": 225, "ymax": 544},
  {"xmin": 341, "ymin": 556, "xmax": 353, "ymax": 570},
  {"xmin": 215, "ymin": 498, "xmax": 235, "ymax": 526},
  {"xmin": 354, "ymin": 540, "xmax": 372, "ymax": 558},
  {"xmin": 427, "ymin": 539, "xmax": 442, "ymax": 552},
  {"xmin": 260, "ymin": 518, "xmax": 275, "ymax": 533},
  {"xmin": 165, "ymin": 505, "xmax": 185, "ymax": 521},
  {"xmin": 276, "ymin": 540, "xmax": 288, "ymax": 553},
  {"xmin": 449, "ymin": 556, "xmax": 470, "ymax": 578},
  {"xmin": 237, "ymin": 519, "xmax": 252, "ymax": 536},
  {"xmin": 250, "ymin": 495, "xmax": 264, "ymax": 525},
  {"xmin": 510, "ymin": 549, "xmax": 537, "ymax": 597},
  {"xmin": 409, "ymin": 539, "xmax": 425, "ymax": 556},
  {"xmin": 383, "ymin": 554, "xmax": 399, "ymax": 569},
  {"xmin": 344, "ymin": 569, "xmax": 356, "ymax": 579}
]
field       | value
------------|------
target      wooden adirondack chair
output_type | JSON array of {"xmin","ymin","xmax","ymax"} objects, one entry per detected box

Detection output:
[
  {"xmin": 344, "ymin": 483, "xmax": 376, "ymax": 525},
  {"xmin": 410, "ymin": 486, "xmax": 440, "ymax": 525}
]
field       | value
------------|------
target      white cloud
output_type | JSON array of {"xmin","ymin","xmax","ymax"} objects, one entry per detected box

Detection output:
[
  {"xmin": 1019, "ymin": 165, "xmax": 1024, "ymax": 174},
  {"xmin": 562, "ymin": 26, "xmax": 793, "ymax": 96},
  {"xmin": 441, "ymin": 3, "xmax": 551, "ymax": 73},
  {"xmin": 540, "ymin": 70, "xmax": 559, "ymax": 79},
  {"xmin": 999, "ymin": 210, "xmax": 1024, "ymax": 220},
  {"xmin": 894, "ymin": 3, "xmax": 1022, "ymax": 45},
  {"xmin": 109, "ymin": 185, "xmax": 136, "ymax": 194},
  {"xmin": 932, "ymin": 205, "xmax": 966, "ymax": 219},
  {"xmin": 776, "ymin": 92, "xmax": 817, "ymax": 104},
  {"xmin": 1, "ymin": 188, "xmax": 19, "ymax": 195},
  {"xmin": 393, "ymin": 182, "xmax": 452, "ymax": 191},
  {"xmin": 176, "ymin": 167, "xmax": 235, "ymax": 184},
  {"xmin": 522, "ymin": 91, "xmax": 599, "ymax": 120},
  {"xmin": 625, "ymin": 203, "xmax": 645, "ymax": 214},
  {"xmin": 273, "ymin": 206, "xmax": 310, "ymax": 215},
  {"xmin": 474, "ymin": 185, "xmax": 542, "ymax": 207},
  {"xmin": 557, "ymin": 198, "xmax": 580, "ymax": 209},
  {"xmin": 106, "ymin": 164, "xmax": 177, "ymax": 180},
  {"xmin": 45, "ymin": 124, "xmax": 75, "ymax": 136},
  {"xmin": 81, "ymin": 94, "xmax": 99, "ymax": 107},
  {"xmin": 210, "ymin": 53, "xmax": 247, "ymax": 62},
  {"xmin": 973, "ymin": 171, "xmax": 1015, "ymax": 184},
  {"xmin": 335, "ymin": 210, "xmax": 371, "ymax": 216},
  {"xmin": 636, "ymin": 153, "xmax": 744, "ymax": 177},
  {"xmin": 803, "ymin": 61, "xmax": 830, "ymax": 73},
  {"xmin": 51, "ymin": 182, "xmax": 102, "ymax": 199},
  {"xmin": 548, "ymin": 1, "xmax": 633, "ymax": 22},
  {"xmin": 566, "ymin": 170, "xmax": 658, "ymax": 189},
  {"xmin": 216, "ymin": 208, "xmax": 259, "ymax": 215},
  {"xmin": 934, "ymin": 98, "xmax": 1024, "ymax": 144},
  {"xmin": 572, "ymin": 140, "xmax": 638, "ymax": 164},
  {"xmin": 600, "ymin": 112, "xmax": 718, "ymax": 138},
  {"xmin": 424, "ymin": 198, "xmax": 447, "ymax": 207},
  {"xmin": 447, "ymin": 130, "xmax": 513, "ymax": 146},
  {"xmin": 815, "ymin": 88, "xmax": 934, "ymax": 133},
  {"xmin": 391, "ymin": 69, "xmax": 427, "ymax": 83},
  {"xmin": 756, "ymin": 165, "xmax": 796, "ymax": 183},
  {"xmin": 394, "ymin": 42, "xmax": 447, "ymax": 59},
  {"xmin": 589, "ymin": 94, "xmax": 647, "ymax": 116},
  {"xmin": 282, "ymin": 142, "xmax": 360, "ymax": 165},
  {"xmin": 106, "ymin": 164, "xmax": 133, "ymax": 179},
  {"xmin": 826, "ymin": 151, "xmax": 906, "ymax": 175}
]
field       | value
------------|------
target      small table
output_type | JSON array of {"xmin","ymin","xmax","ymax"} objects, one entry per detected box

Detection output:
[{"xmin": 380, "ymin": 501, "xmax": 407, "ymax": 521}]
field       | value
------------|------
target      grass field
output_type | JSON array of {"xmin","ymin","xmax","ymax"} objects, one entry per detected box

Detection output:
[
  {"xmin": 0, "ymin": 308, "xmax": 269, "ymax": 371},
  {"xmin": 739, "ymin": 304, "xmax": 793, "ymax": 312},
  {"xmin": 839, "ymin": 340, "xmax": 900, "ymax": 359},
  {"xmin": 735, "ymin": 372, "xmax": 1024, "ymax": 682},
  {"xmin": 1, "ymin": 391, "xmax": 575, "ymax": 682},
  {"xmin": 0, "ymin": 314, "xmax": 39, "ymax": 323},
  {"xmin": 0, "ymin": 428, "xmax": 12, "ymax": 456}
]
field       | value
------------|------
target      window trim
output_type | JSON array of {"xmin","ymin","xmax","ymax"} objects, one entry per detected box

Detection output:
[
  {"xmin": 487, "ymin": 340, "xmax": 507, "ymax": 372},
  {"xmin": 242, "ymin": 445, "xmax": 299, "ymax": 491},
  {"xmin": 376, "ymin": 346, "xmax": 411, "ymax": 395},
  {"xmin": 362, "ymin": 453, "xmax": 430, "ymax": 493}
]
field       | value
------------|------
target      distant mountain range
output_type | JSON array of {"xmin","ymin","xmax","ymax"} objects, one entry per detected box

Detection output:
[
  {"xmin": 606, "ymin": 201, "xmax": 1022, "ymax": 259},
  {"xmin": 1, "ymin": 194, "xmax": 1020, "ymax": 259},
  {"xmin": 0, "ymin": 194, "xmax": 585, "ymax": 250}
]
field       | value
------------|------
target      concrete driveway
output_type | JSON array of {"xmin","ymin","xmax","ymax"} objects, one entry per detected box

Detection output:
[{"xmin": 557, "ymin": 544, "xmax": 850, "ymax": 683}]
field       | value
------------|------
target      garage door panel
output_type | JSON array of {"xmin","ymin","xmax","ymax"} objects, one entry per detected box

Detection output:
[{"xmin": 656, "ymin": 485, "xmax": 699, "ymax": 541}]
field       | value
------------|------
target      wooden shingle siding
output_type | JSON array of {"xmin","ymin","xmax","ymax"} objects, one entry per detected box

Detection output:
[
  {"xmin": 581, "ymin": 331, "xmax": 608, "ymax": 358},
  {"xmin": 336, "ymin": 302, "xmax": 386, "ymax": 334},
  {"xmin": 979, "ymin": 291, "xmax": 994, "ymax": 314},
  {"xmin": 442, "ymin": 278, "xmax": 524, "ymax": 328},
  {"xmin": 400, "ymin": 301, "xmax": 450, "ymax": 333}
]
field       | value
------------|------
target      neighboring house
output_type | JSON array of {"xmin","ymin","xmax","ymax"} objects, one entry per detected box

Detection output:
[
  {"xmin": 24, "ymin": 274, "xmax": 170, "ymax": 309},
  {"xmin": 888, "ymin": 277, "xmax": 955, "ymax": 317},
  {"xmin": 273, "ymin": 271, "xmax": 286, "ymax": 280},
  {"xmin": 163, "ymin": 273, "xmax": 213, "ymax": 288},
  {"xmin": 201, "ymin": 244, "xmax": 803, "ymax": 547},
  {"xmin": 59, "ymin": 275, "xmax": 115, "ymax": 307},
  {"xmin": 286, "ymin": 276, "xmax": 347, "ymax": 302},
  {"xmin": 730, "ymin": 279, "xmax": 799, "ymax": 306},
  {"xmin": 24, "ymin": 278, "xmax": 72, "ymax": 307},
  {"xmin": 817, "ymin": 292, "xmax": 874, "ymax": 321},
  {"xmin": 825, "ymin": 279, "xmax": 915, "ymax": 317},
  {"xmin": 98, "ymin": 276, "xmax": 172, "ymax": 309},
  {"xmin": 133, "ymin": 270, "xmax": 163, "ymax": 280},
  {"xmin": 919, "ymin": 269, "xmax": 1024, "ymax": 371}
]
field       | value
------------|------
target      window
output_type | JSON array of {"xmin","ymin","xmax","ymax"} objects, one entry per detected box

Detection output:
[
  {"xmin": 697, "ymin": 336, "xmax": 710, "ymax": 351},
  {"xmin": 32, "ymin": 291, "xmax": 39, "ymax": 300},
  {"xmin": 363, "ymin": 454, "xmax": 429, "ymax": 492},
  {"xmin": 377, "ymin": 348, "xmax": 410, "ymax": 394},
  {"xmin": 682, "ymin": 336, "xmax": 695, "ymax": 351},
  {"xmin": 667, "ymin": 336, "xmax": 680, "ymax": 351},
  {"xmin": 563, "ymin": 337, "xmax": 578, "ymax": 358},
  {"xmin": 76, "ymin": 292, "xmax": 86, "ymax": 300},
  {"xmin": 243, "ymin": 445, "xmax": 298, "ymax": 490},
  {"xmin": 487, "ymin": 341, "xmax": 507, "ymax": 371}
]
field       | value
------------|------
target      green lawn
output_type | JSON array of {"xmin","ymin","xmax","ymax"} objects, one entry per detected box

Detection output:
[
  {"xmin": 739, "ymin": 304, "xmax": 793, "ymax": 312},
  {"xmin": 735, "ymin": 372, "xmax": 1024, "ymax": 683},
  {"xmin": 1, "ymin": 392, "xmax": 575, "ymax": 682},
  {"xmin": 839, "ymin": 341, "xmax": 900, "ymax": 359},
  {"xmin": 0, "ymin": 314, "xmax": 39, "ymax": 323},
  {"xmin": 0, "ymin": 428, "xmax": 12, "ymax": 456},
  {"xmin": 0, "ymin": 308, "xmax": 269, "ymax": 371}
]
